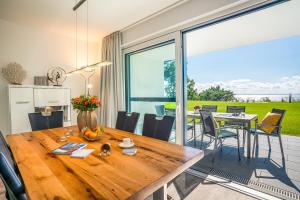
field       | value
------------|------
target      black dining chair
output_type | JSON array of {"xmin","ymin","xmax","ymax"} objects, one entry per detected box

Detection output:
[
  {"xmin": 0, "ymin": 131, "xmax": 15, "ymax": 171},
  {"xmin": 142, "ymin": 114, "xmax": 175, "ymax": 142},
  {"xmin": 115, "ymin": 111, "xmax": 140, "ymax": 133},
  {"xmin": 200, "ymin": 111, "xmax": 241, "ymax": 161},
  {"xmin": 202, "ymin": 105, "xmax": 217, "ymax": 112},
  {"xmin": 0, "ymin": 131, "xmax": 10, "ymax": 151},
  {"xmin": 0, "ymin": 153, "xmax": 27, "ymax": 200},
  {"xmin": 226, "ymin": 106, "xmax": 246, "ymax": 146},
  {"xmin": 28, "ymin": 111, "xmax": 64, "ymax": 131}
]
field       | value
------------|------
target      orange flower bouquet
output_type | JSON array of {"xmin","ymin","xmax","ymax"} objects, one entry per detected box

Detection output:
[
  {"xmin": 71, "ymin": 95, "xmax": 101, "ymax": 111},
  {"xmin": 71, "ymin": 95, "xmax": 102, "ymax": 140}
]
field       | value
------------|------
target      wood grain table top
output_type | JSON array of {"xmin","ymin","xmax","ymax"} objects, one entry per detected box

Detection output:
[{"xmin": 7, "ymin": 126, "xmax": 203, "ymax": 200}]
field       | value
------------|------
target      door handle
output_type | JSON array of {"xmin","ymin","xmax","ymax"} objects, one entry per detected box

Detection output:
[
  {"xmin": 48, "ymin": 100, "xmax": 59, "ymax": 103},
  {"xmin": 16, "ymin": 101, "xmax": 30, "ymax": 104}
]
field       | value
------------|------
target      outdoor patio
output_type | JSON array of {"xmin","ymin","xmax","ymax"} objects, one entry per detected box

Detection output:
[{"xmin": 186, "ymin": 126, "xmax": 300, "ymax": 200}]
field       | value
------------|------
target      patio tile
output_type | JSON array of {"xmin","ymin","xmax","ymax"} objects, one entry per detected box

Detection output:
[
  {"xmin": 286, "ymin": 135, "xmax": 300, "ymax": 142},
  {"xmin": 284, "ymin": 149, "xmax": 300, "ymax": 157},
  {"xmin": 285, "ymin": 141, "xmax": 300, "ymax": 146},
  {"xmin": 286, "ymin": 161, "xmax": 300, "ymax": 172},
  {"xmin": 287, "ymin": 155, "xmax": 300, "ymax": 164},
  {"xmin": 287, "ymin": 144, "xmax": 300, "ymax": 150},
  {"xmin": 287, "ymin": 169, "xmax": 300, "ymax": 182}
]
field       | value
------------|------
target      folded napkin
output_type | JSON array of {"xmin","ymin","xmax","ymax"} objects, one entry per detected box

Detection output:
[{"xmin": 71, "ymin": 149, "xmax": 94, "ymax": 158}]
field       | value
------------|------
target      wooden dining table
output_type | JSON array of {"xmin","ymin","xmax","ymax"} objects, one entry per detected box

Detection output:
[
  {"xmin": 187, "ymin": 111, "xmax": 258, "ymax": 159},
  {"xmin": 6, "ymin": 126, "xmax": 203, "ymax": 200}
]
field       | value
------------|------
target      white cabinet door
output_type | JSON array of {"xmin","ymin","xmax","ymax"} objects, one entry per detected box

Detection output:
[
  {"xmin": 34, "ymin": 88, "xmax": 70, "ymax": 107},
  {"xmin": 10, "ymin": 87, "xmax": 34, "ymax": 133}
]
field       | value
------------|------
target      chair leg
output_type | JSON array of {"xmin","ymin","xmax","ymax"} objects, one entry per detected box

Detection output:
[
  {"xmin": 200, "ymin": 132, "xmax": 204, "ymax": 150},
  {"xmin": 278, "ymin": 133, "xmax": 286, "ymax": 167},
  {"xmin": 255, "ymin": 133, "xmax": 259, "ymax": 158},
  {"xmin": 252, "ymin": 133, "xmax": 256, "ymax": 157},
  {"xmin": 220, "ymin": 139, "xmax": 223, "ymax": 152},
  {"xmin": 243, "ymin": 129, "xmax": 246, "ymax": 147},
  {"xmin": 237, "ymin": 129, "xmax": 241, "ymax": 161},
  {"xmin": 212, "ymin": 138, "xmax": 218, "ymax": 163},
  {"xmin": 193, "ymin": 128, "xmax": 196, "ymax": 148},
  {"xmin": 267, "ymin": 135, "xmax": 271, "ymax": 152}
]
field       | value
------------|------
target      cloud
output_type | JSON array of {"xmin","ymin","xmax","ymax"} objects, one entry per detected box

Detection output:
[{"xmin": 196, "ymin": 75, "xmax": 300, "ymax": 94}]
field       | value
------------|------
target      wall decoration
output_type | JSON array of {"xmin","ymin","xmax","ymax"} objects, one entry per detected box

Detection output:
[
  {"xmin": 1, "ymin": 62, "xmax": 26, "ymax": 85},
  {"xmin": 47, "ymin": 67, "xmax": 67, "ymax": 86},
  {"xmin": 34, "ymin": 76, "xmax": 48, "ymax": 86}
]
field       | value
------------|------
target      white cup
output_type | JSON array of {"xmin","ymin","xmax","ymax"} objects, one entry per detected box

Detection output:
[{"xmin": 123, "ymin": 138, "xmax": 133, "ymax": 146}]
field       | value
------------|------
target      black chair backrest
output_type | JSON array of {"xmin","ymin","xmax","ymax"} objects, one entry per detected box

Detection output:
[
  {"xmin": 200, "ymin": 111, "xmax": 217, "ymax": 137},
  {"xmin": 142, "ymin": 114, "xmax": 175, "ymax": 141},
  {"xmin": 202, "ymin": 105, "xmax": 217, "ymax": 112},
  {"xmin": 28, "ymin": 111, "xmax": 64, "ymax": 131},
  {"xmin": 49, "ymin": 111, "xmax": 64, "ymax": 129},
  {"xmin": 115, "ymin": 111, "xmax": 140, "ymax": 133},
  {"xmin": 271, "ymin": 108, "xmax": 286, "ymax": 134},
  {"xmin": 0, "ymin": 152, "xmax": 24, "ymax": 196},
  {"xmin": 226, "ymin": 106, "xmax": 245, "ymax": 114},
  {"xmin": 0, "ymin": 131, "xmax": 15, "ymax": 170},
  {"xmin": 155, "ymin": 105, "xmax": 165, "ymax": 116}
]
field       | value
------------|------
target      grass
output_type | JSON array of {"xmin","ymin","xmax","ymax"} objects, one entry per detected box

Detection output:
[{"xmin": 165, "ymin": 101, "xmax": 300, "ymax": 137}]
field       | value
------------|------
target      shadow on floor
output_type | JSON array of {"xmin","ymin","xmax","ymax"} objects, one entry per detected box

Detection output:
[{"xmin": 187, "ymin": 135, "xmax": 300, "ymax": 198}]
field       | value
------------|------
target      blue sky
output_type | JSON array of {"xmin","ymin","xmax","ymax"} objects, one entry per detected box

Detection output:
[{"xmin": 187, "ymin": 35, "xmax": 300, "ymax": 94}]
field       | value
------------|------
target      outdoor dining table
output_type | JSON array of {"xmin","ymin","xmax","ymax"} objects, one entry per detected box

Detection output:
[
  {"xmin": 187, "ymin": 111, "xmax": 258, "ymax": 159},
  {"xmin": 6, "ymin": 126, "xmax": 203, "ymax": 200}
]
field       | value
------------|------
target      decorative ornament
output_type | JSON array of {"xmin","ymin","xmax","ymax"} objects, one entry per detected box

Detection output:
[
  {"xmin": 47, "ymin": 67, "xmax": 67, "ymax": 86},
  {"xmin": 1, "ymin": 62, "xmax": 26, "ymax": 85},
  {"xmin": 100, "ymin": 143, "xmax": 111, "ymax": 157}
]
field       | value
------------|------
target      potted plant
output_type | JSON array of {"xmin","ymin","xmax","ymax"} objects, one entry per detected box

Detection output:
[{"xmin": 71, "ymin": 95, "xmax": 101, "ymax": 132}]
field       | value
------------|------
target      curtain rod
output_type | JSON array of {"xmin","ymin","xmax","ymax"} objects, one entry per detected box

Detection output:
[{"xmin": 73, "ymin": 0, "xmax": 87, "ymax": 11}]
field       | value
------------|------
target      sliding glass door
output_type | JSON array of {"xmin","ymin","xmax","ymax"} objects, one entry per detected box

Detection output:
[{"xmin": 125, "ymin": 41, "xmax": 177, "ymax": 142}]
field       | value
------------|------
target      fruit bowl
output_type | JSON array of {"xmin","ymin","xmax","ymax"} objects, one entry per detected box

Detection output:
[
  {"xmin": 82, "ymin": 127, "xmax": 103, "ymax": 142},
  {"xmin": 83, "ymin": 134, "xmax": 101, "ymax": 141}
]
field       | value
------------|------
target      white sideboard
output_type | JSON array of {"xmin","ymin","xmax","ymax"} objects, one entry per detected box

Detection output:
[{"xmin": 8, "ymin": 85, "xmax": 71, "ymax": 134}]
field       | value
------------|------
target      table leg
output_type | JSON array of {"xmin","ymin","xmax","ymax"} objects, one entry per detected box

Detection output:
[
  {"xmin": 153, "ymin": 184, "xmax": 167, "ymax": 200},
  {"xmin": 193, "ymin": 117, "xmax": 196, "ymax": 147},
  {"xmin": 247, "ymin": 121, "xmax": 251, "ymax": 159}
]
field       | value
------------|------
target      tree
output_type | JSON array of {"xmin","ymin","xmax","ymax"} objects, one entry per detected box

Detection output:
[
  {"xmin": 199, "ymin": 85, "xmax": 235, "ymax": 101},
  {"xmin": 187, "ymin": 78, "xmax": 199, "ymax": 100},
  {"xmin": 164, "ymin": 60, "xmax": 176, "ymax": 98}
]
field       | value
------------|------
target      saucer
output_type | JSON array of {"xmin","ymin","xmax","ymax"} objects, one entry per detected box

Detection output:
[
  {"xmin": 123, "ymin": 148, "xmax": 137, "ymax": 156},
  {"xmin": 119, "ymin": 142, "xmax": 135, "ymax": 148}
]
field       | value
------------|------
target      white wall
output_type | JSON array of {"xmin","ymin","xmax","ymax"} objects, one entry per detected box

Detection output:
[{"xmin": 0, "ymin": 19, "xmax": 102, "ymax": 135}]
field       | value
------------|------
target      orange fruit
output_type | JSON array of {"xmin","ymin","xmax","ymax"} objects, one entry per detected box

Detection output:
[
  {"xmin": 89, "ymin": 131, "xmax": 97, "ymax": 139},
  {"xmin": 84, "ymin": 130, "xmax": 92, "ymax": 137}
]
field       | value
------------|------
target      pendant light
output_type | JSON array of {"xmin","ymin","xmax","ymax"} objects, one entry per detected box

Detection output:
[{"xmin": 68, "ymin": 0, "xmax": 112, "ymax": 95}]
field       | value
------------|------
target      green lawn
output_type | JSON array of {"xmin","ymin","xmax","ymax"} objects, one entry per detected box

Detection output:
[{"xmin": 165, "ymin": 101, "xmax": 300, "ymax": 136}]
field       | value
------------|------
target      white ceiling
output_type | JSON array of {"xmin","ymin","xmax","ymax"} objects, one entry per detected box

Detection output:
[
  {"xmin": 0, "ymin": 0, "xmax": 183, "ymax": 42},
  {"xmin": 186, "ymin": 0, "xmax": 300, "ymax": 56}
]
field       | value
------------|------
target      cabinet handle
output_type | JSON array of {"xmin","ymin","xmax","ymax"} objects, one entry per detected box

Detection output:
[
  {"xmin": 48, "ymin": 100, "xmax": 59, "ymax": 103},
  {"xmin": 16, "ymin": 101, "xmax": 30, "ymax": 104}
]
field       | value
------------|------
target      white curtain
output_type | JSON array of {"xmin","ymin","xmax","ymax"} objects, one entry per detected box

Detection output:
[{"xmin": 99, "ymin": 31, "xmax": 125, "ymax": 127}]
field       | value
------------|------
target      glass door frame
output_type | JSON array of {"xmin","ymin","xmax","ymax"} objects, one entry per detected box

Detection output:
[
  {"xmin": 180, "ymin": 0, "xmax": 287, "ymax": 146},
  {"xmin": 122, "ymin": 32, "xmax": 185, "ymax": 145}
]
